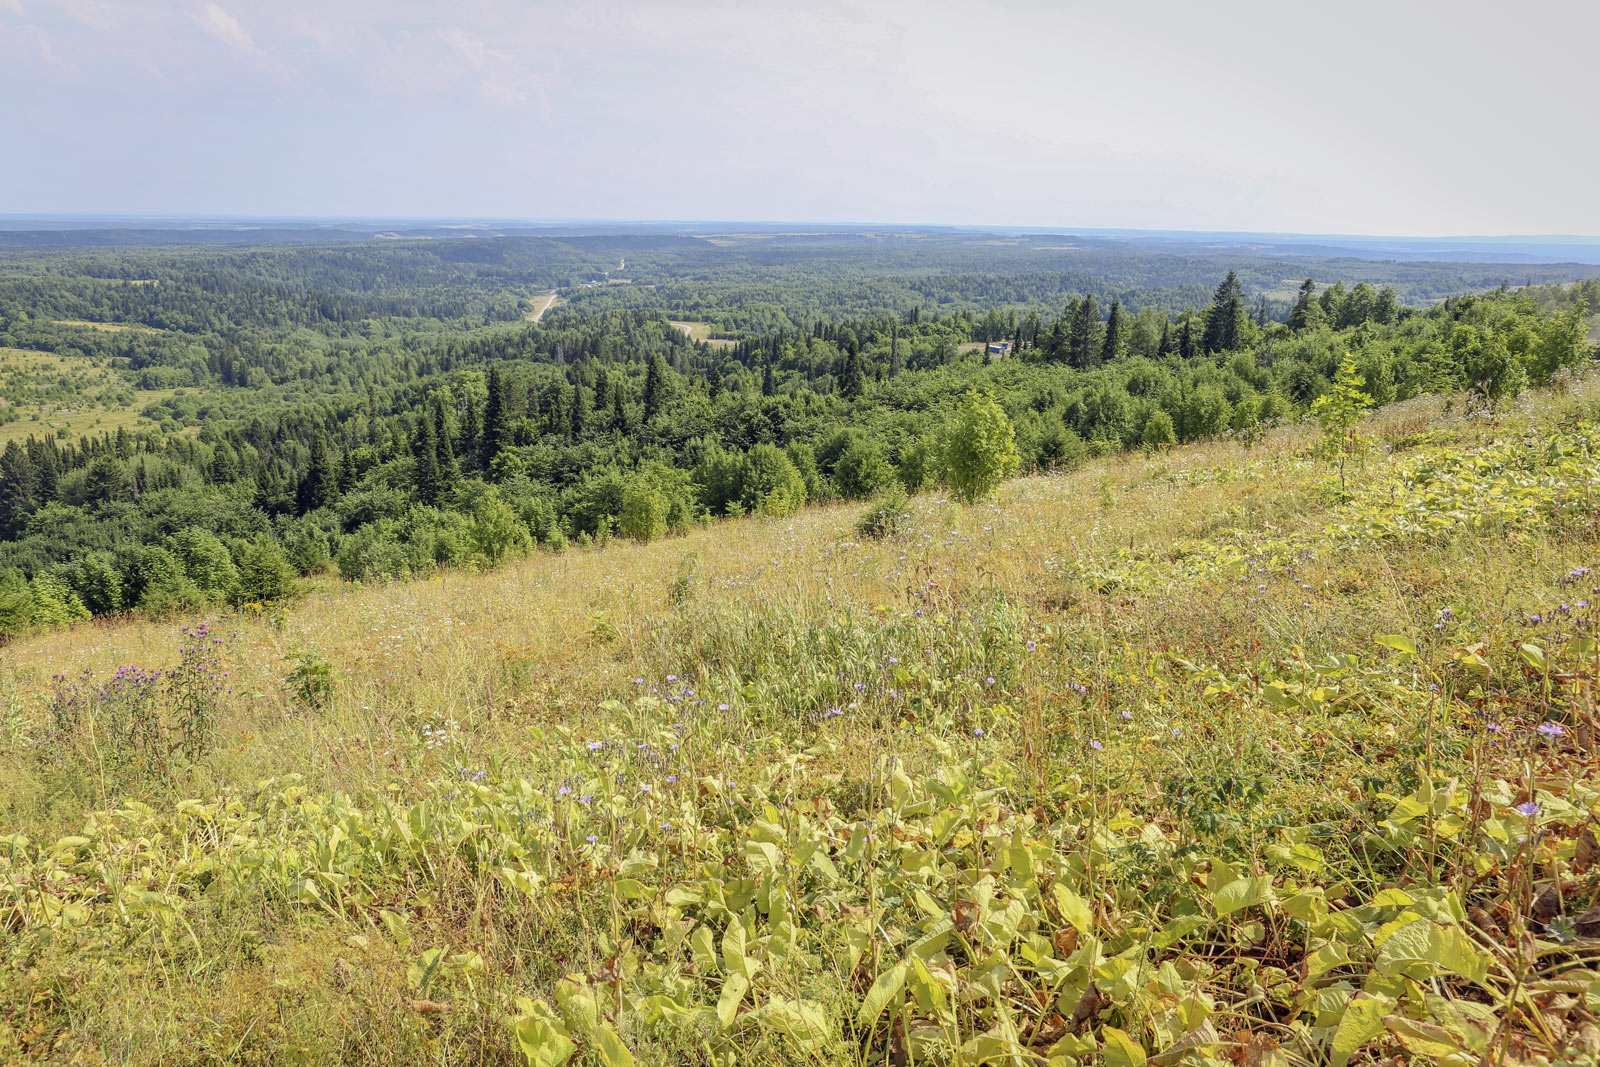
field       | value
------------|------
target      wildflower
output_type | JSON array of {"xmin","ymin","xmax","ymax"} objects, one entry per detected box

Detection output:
[
  {"xmin": 587, "ymin": 741, "xmax": 604, "ymax": 751},
  {"xmin": 1514, "ymin": 801, "xmax": 1541, "ymax": 818},
  {"xmin": 585, "ymin": 835, "xmax": 598, "ymax": 844},
  {"xmin": 973, "ymin": 728, "xmax": 985, "ymax": 737},
  {"xmin": 1538, "ymin": 721, "xmax": 1566, "ymax": 738},
  {"xmin": 1119, "ymin": 710, "xmax": 1132, "ymax": 720},
  {"xmin": 1089, "ymin": 739, "xmax": 1103, "ymax": 751},
  {"xmin": 985, "ymin": 676, "xmax": 996, "ymax": 686}
]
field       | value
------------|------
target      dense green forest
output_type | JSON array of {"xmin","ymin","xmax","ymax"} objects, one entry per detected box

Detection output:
[{"xmin": 0, "ymin": 235, "xmax": 1593, "ymax": 637}]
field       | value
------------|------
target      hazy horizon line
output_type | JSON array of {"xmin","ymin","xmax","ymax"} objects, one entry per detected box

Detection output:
[{"xmin": 1, "ymin": 213, "xmax": 1597, "ymax": 243}]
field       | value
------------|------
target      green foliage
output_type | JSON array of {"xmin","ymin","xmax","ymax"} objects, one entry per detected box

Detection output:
[
  {"xmin": 236, "ymin": 539, "xmax": 295, "ymax": 603},
  {"xmin": 1141, "ymin": 408, "xmax": 1176, "ymax": 451},
  {"xmin": 618, "ymin": 482, "xmax": 669, "ymax": 543},
  {"xmin": 942, "ymin": 390, "xmax": 1019, "ymax": 503},
  {"xmin": 284, "ymin": 648, "xmax": 336, "ymax": 712},
  {"xmin": 854, "ymin": 484, "xmax": 910, "ymax": 541}
]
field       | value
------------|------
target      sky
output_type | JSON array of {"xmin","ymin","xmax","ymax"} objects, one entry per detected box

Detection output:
[{"xmin": 1, "ymin": 0, "xmax": 1596, "ymax": 235}]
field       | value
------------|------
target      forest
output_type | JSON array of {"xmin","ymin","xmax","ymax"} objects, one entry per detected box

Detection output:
[{"xmin": 0, "ymin": 233, "xmax": 1593, "ymax": 637}]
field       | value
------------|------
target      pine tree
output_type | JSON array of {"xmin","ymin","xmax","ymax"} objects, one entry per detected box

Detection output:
[
  {"xmin": 840, "ymin": 341, "xmax": 865, "ymax": 398},
  {"xmin": 1067, "ymin": 294, "xmax": 1100, "ymax": 369},
  {"xmin": 412, "ymin": 418, "xmax": 440, "ymax": 506},
  {"xmin": 461, "ymin": 393, "xmax": 481, "ymax": 464},
  {"xmin": 433, "ymin": 398, "xmax": 458, "ymax": 485},
  {"xmin": 762, "ymin": 360, "xmax": 775, "ymax": 397},
  {"xmin": 297, "ymin": 434, "xmax": 337, "ymax": 514},
  {"xmin": 1101, "ymin": 299, "xmax": 1125, "ymax": 363},
  {"xmin": 644, "ymin": 353, "xmax": 668, "ymax": 421},
  {"xmin": 0, "ymin": 441, "xmax": 38, "ymax": 535},
  {"xmin": 1157, "ymin": 321, "xmax": 1175, "ymax": 358},
  {"xmin": 481, "ymin": 364, "xmax": 511, "ymax": 466},
  {"xmin": 1288, "ymin": 278, "xmax": 1323, "ymax": 330},
  {"xmin": 569, "ymin": 382, "xmax": 585, "ymax": 439},
  {"xmin": 890, "ymin": 322, "xmax": 902, "ymax": 377},
  {"xmin": 1201, "ymin": 271, "xmax": 1245, "ymax": 353}
]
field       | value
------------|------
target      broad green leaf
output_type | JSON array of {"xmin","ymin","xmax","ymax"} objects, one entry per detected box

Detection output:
[
  {"xmin": 717, "ymin": 972, "xmax": 749, "ymax": 1029},
  {"xmin": 1101, "ymin": 1026, "xmax": 1148, "ymax": 1067},
  {"xmin": 855, "ymin": 960, "xmax": 907, "ymax": 1026},
  {"xmin": 1330, "ymin": 994, "xmax": 1390, "ymax": 1067},
  {"xmin": 1375, "ymin": 634, "xmax": 1417, "ymax": 657},
  {"xmin": 513, "ymin": 1017, "xmax": 576, "ymax": 1067},
  {"xmin": 1051, "ymin": 882, "xmax": 1093, "ymax": 933},
  {"xmin": 722, "ymin": 916, "xmax": 749, "ymax": 975},
  {"xmin": 1384, "ymin": 1015, "xmax": 1470, "ymax": 1061},
  {"xmin": 1212, "ymin": 875, "xmax": 1275, "ymax": 917},
  {"xmin": 760, "ymin": 997, "xmax": 830, "ymax": 1052},
  {"xmin": 689, "ymin": 924, "xmax": 718, "ymax": 973},
  {"xmin": 1376, "ymin": 919, "xmax": 1489, "ymax": 985},
  {"xmin": 591, "ymin": 1025, "xmax": 634, "ymax": 1067}
]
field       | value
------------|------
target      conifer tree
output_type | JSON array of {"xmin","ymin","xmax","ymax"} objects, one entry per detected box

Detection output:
[
  {"xmin": 481, "ymin": 364, "xmax": 511, "ymax": 466},
  {"xmin": 1102, "ymin": 299, "xmax": 1125, "ymax": 363},
  {"xmin": 644, "ymin": 353, "xmax": 668, "ymax": 421},
  {"xmin": 1202, "ymin": 271, "xmax": 1245, "ymax": 353},
  {"xmin": 0, "ymin": 441, "xmax": 38, "ymax": 535},
  {"xmin": 412, "ymin": 418, "xmax": 440, "ymax": 506},
  {"xmin": 1067, "ymin": 294, "xmax": 1100, "ymax": 369},
  {"xmin": 569, "ymin": 382, "xmax": 585, "ymax": 439},
  {"xmin": 840, "ymin": 341, "xmax": 865, "ymax": 398},
  {"xmin": 296, "ymin": 434, "xmax": 337, "ymax": 514},
  {"xmin": 1288, "ymin": 278, "xmax": 1323, "ymax": 330}
]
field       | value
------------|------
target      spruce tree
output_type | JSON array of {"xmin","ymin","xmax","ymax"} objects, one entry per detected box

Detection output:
[
  {"xmin": 569, "ymin": 382, "xmax": 585, "ymax": 439},
  {"xmin": 433, "ymin": 399, "xmax": 458, "ymax": 485},
  {"xmin": 296, "ymin": 434, "xmax": 337, "ymax": 514},
  {"xmin": 1201, "ymin": 271, "xmax": 1245, "ymax": 353},
  {"xmin": 1288, "ymin": 278, "xmax": 1322, "ymax": 330},
  {"xmin": 481, "ymin": 364, "xmax": 510, "ymax": 467},
  {"xmin": 840, "ymin": 341, "xmax": 865, "ymax": 398},
  {"xmin": 1067, "ymin": 294, "xmax": 1100, "ymax": 369},
  {"xmin": 1101, "ymin": 299, "xmax": 1125, "ymax": 363},
  {"xmin": 412, "ymin": 418, "xmax": 440, "ymax": 506},
  {"xmin": 644, "ymin": 353, "xmax": 668, "ymax": 421},
  {"xmin": 0, "ymin": 441, "xmax": 38, "ymax": 535}
]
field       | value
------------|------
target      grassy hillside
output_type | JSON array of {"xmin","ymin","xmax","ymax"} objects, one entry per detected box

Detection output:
[{"xmin": 5, "ymin": 379, "xmax": 1600, "ymax": 1065}]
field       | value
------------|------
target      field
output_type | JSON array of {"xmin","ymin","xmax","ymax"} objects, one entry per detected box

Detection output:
[
  {"xmin": 0, "ymin": 347, "xmax": 173, "ymax": 443},
  {"xmin": 5, "ymin": 380, "xmax": 1600, "ymax": 1065},
  {"xmin": 526, "ymin": 293, "xmax": 562, "ymax": 323},
  {"xmin": 50, "ymin": 320, "xmax": 164, "ymax": 334},
  {"xmin": 670, "ymin": 321, "xmax": 737, "ymax": 346}
]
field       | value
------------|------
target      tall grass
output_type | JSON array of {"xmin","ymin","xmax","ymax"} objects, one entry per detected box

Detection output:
[{"xmin": 4, "ymin": 383, "xmax": 1600, "ymax": 1065}]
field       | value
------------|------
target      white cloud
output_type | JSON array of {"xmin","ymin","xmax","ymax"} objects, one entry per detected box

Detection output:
[{"xmin": 196, "ymin": 2, "xmax": 257, "ymax": 54}]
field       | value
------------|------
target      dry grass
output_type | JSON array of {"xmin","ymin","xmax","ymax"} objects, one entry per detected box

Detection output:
[{"xmin": 5, "ymin": 379, "xmax": 1600, "ymax": 1064}]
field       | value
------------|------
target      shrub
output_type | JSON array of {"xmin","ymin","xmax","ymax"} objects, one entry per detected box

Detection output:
[
  {"xmin": 619, "ymin": 482, "xmax": 669, "ymax": 543},
  {"xmin": 943, "ymin": 389, "xmax": 1019, "ymax": 502},
  {"xmin": 855, "ymin": 485, "xmax": 911, "ymax": 541},
  {"xmin": 236, "ymin": 539, "xmax": 296, "ymax": 603},
  {"xmin": 834, "ymin": 440, "xmax": 896, "ymax": 499}
]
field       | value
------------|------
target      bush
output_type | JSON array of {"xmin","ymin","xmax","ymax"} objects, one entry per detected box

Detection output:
[
  {"xmin": 237, "ymin": 539, "xmax": 296, "ymax": 603},
  {"xmin": 943, "ymin": 390, "xmax": 1019, "ymax": 503},
  {"xmin": 834, "ymin": 439, "xmax": 896, "ymax": 499},
  {"xmin": 740, "ymin": 443, "xmax": 807, "ymax": 517},
  {"xmin": 619, "ymin": 482, "xmax": 669, "ymax": 543},
  {"xmin": 855, "ymin": 485, "xmax": 911, "ymax": 541}
]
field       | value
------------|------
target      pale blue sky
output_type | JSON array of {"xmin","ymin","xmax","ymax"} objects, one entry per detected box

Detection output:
[{"xmin": 2, "ymin": 0, "xmax": 1595, "ymax": 235}]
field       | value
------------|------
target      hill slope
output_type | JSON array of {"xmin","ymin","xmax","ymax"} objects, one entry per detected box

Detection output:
[{"xmin": 5, "ymin": 383, "xmax": 1600, "ymax": 1065}]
